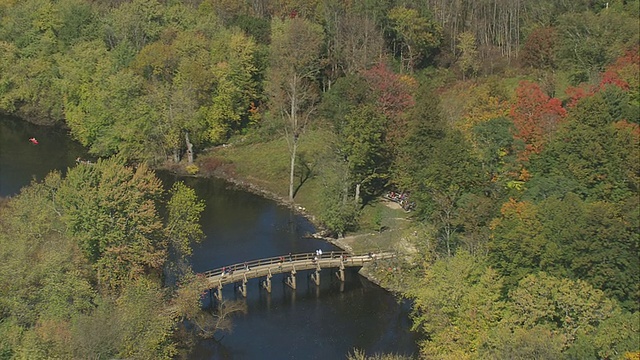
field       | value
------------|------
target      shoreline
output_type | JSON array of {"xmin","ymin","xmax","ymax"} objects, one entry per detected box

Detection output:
[{"xmin": 160, "ymin": 161, "xmax": 402, "ymax": 294}]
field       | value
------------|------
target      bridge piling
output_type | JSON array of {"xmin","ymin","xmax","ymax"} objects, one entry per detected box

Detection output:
[
  {"xmin": 200, "ymin": 252, "xmax": 395, "ymax": 298},
  {"xmin": 310, "ymin": 263, "xmax": 321, "ymax": 286},
  {"xmin": 237, "ymin": 274, "xmax": 248, "ymax": 297},
  {"xmin": 285, "ymin": 266, "xmax": 297, "ymax": 290},
  {"xmin": 336, "ymin": 261, "xmax": 345, "ymax": 282},
  {"xmin": 262, "ymin": 270, "xmax": 272, "ymax": 293}
]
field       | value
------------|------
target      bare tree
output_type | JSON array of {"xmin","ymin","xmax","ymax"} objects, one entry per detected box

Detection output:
[
  {"xmin": 267, "ymin": 17, "xmax": 324, "ymax": 202},
  {"xmin": 190, "ymin": 300, "xmax": 248, "ymax": 340},
  {"xmin": 336, "ymin": 14, "xmax": 385, "ymax": 76}
]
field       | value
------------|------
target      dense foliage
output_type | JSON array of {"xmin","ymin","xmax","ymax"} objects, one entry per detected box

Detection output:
[
  {"xmin": 0, "ymin": 0, "xmax": 638, "ymax": 358},
  {"xmin": 0, "ymin": 158, "xmax": 206, "ymax": 358}
]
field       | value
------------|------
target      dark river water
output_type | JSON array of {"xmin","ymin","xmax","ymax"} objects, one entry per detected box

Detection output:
[{"xmin": 0, "ymin": 116, "xmax": 418, "ymax": 359}]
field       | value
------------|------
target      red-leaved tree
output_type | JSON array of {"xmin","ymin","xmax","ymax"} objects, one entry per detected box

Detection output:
[
  {"xmin": 361, "ymin": 62, "xmax": 416, "ymax": 148},
  {"xmin": 510, "ymin": 81, "xmax": 567, "ymax": 160},
  {"xmin": 565, "ymin": 48, "xmax": 639, "ymax": 108}
]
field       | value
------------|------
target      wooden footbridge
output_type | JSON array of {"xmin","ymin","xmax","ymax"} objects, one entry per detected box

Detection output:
[{"xmin": 201, "ymin": 251, "xmax": 394, "ymax": 300}]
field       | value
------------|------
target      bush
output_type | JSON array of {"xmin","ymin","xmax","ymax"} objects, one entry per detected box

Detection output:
[{"xmin": 185, "ymin": 164, "xmax": 199, "ymax": 175}]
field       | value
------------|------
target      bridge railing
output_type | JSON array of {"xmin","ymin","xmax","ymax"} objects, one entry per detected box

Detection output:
[{"xmin": 200, "ymin": 251, "xmax": 352, "ymax": 278}]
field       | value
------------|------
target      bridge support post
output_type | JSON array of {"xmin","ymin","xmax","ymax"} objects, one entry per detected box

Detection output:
[
  {"xmin": 311, "ymin": 263, "xmax": 321, "ymax": 286},
  {"xmin": 237, "ymin": 274, "xmax": 248, "ymax": 297},
  {"xmin": 311, "ymin": 270, "xmax": 320, "ymax": 286},
  {"xmin": 262, "ymin": 270, "xmax": 272, "ymax": 293},
  {"xmin": 213, "ymin": 279, "xmax": 223, "ymax": 301},
  {"xmin": 336, "ymin": 261, "xmax": 345, "ymax": 282},
  {"xmin": 286, "ymin": 266, "xmax": 297, "ymax": 290}
]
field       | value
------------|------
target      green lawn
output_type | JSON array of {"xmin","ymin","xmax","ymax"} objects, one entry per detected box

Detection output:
[
  {"xmin": 200, "ymin": 128, "xmax": 334, "ymax": 218},
  {"xmin": 197, "ymin": 129, "xmax": 418, "ymax": 255}
]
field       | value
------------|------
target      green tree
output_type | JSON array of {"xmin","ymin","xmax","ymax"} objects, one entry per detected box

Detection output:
[
  {"xmin": 409, "ymin": 252, "xmax": 505, "ymax": 359},
  {"xmin": 104, "ymin": 0, "xmax": 165, "ymax": 52},
  {"xmin": 479, "ymin": 325, "xmax": 564, "ymax": 360},
  {"xmin": 506, "ymin": 272, "xmax": 619, "ymax": 348},
  {"xmin": 387, "ymin": 6, "xmax": 441, "ymax": 72},
  {"xmin": 456, "ymin": 31, "xmax": 479, "ymax": 80},
  {"xmin": 568, "ymin": 311, "xmax": 640, "ymax": 359},
  {"xmin": 471, "ymin": 117, "xmax": 520, "ymax": 197},
  {"xmin": 0, "ymin": 159, "xmax": 205, "ymax": 358},
  {"xmin": 267, "ymin": 16, "xmax": 324, "ymax": 202},
  {"xmin": 341, "ymin": 104, "xmax": 389, "ymax": 205},
  {"xmin": 0, "ymin": 173, "xmax": 94, "ymax": 330},
  {"xmin": 556, "ymin": 10, "xmax": 639, "ymax": 83},
  {"xmin": 488, "ymin": 199, "xmax": 547, "ymax": 289},
  {"xmin": 165, "ymin": 181, "xmax": 205, "ymax": 281},
  {"xmin": 56, "ymin": 158, "xmax": 167, "ymax": 291},
  {"xmin": 113, "ymin": 278, "xmax": 177, "ymax": 359},
  {"xmin": 532, "ymin": 88, "xmax": 639, "ymax": 202},
  {"xmin": 415, "ymin": 131, "xmax": 484, "ymax": 257},
  {"xmin": 201, "ymin": 28, "xmax": 262, "ymax": 145}
]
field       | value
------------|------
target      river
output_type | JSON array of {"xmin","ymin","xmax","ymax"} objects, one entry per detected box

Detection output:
[{"xmin": 0, "ymin": 116, "xmax": 418, "ymax": 359}]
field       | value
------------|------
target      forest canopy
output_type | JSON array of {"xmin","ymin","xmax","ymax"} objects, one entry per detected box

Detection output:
[{"xmin": 0, "ymin": 0, "xmax": 638, "ymax": 358}]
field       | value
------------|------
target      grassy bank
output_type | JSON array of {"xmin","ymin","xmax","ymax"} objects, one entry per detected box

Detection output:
[{"xmin": 192, "ymin": 128, "xmax": 417, "ymax": 256}]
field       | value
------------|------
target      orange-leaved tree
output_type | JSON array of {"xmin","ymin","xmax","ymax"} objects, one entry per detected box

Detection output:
[{"xmin": 510, "ymin": 81, "xmax": 566, "ymax": 161}]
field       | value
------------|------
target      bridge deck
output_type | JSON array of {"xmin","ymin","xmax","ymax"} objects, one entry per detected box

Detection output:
[{"xmin": 201, "ymin": 251, "xmax": 394, "ymax": 289}]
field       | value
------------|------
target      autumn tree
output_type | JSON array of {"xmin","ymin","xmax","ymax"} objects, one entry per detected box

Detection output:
[
  {"xmin": 510, "ymin": 81, "xmax": 567, "ymax": 161},
  {"xmin": 520, "ymin": 26, "xmax": 557, "ymax": 70},
  {"xmin": 361, "ymin": 62, "xmax": 417, "ymax": 153},
  {"xmin": 267, "ymin": 16, "xmax": 324, "ymax": 201},
  {"xmin": 456, "ymin": 31, "xmax": 479, "ymax": 80},
  {"xmin": 56, "ymin": 158, "xmax": 167, "ymax": 291},
  {"xmin": 54, "ymin": 157, "xmax": 204, "ymax": 292},
  {"xmin": 506, "ymin": 273, "xmax": 619, "ymax": 347}
]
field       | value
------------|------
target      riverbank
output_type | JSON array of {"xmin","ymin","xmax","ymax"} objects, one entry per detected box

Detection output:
[{"xmin": 159, "ymin": 152, "xmax": 417, "ymax": 294}]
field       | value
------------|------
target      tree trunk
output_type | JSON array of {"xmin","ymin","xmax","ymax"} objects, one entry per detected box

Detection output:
[
  {"xmin": 288, "ymin": 138, "xmax": 297, "ymax": 202},
  {"xmin": 185, "ymin": 131, "xmax": 194, "ymax": 164},
  {"xmin": 354, "ymin": 183, "xmax": 361, "ymax": 207},
  {"xmin": 288, "ymin": 73, "xmax": 298, "ymax": 202},
  {"xmin": 173, "ymin": 148, "xmax": 180, "ymax": 163}
]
